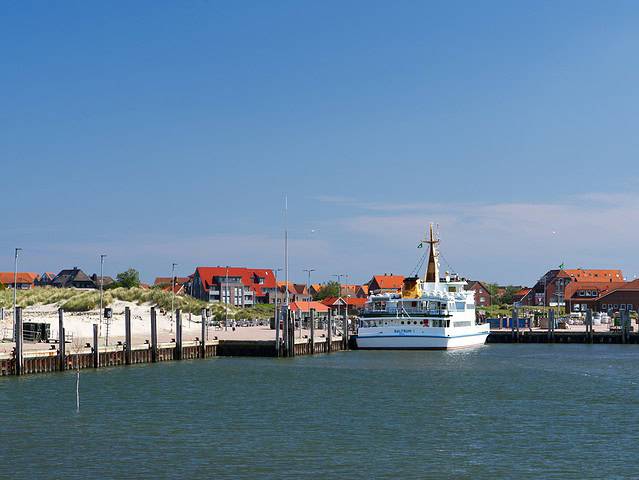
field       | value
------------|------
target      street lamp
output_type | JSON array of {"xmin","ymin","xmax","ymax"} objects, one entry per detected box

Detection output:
[
  {"xmin": 171, "ymin": 262, "xmax": 177, "ymax": 332},
  {"xmin": 13, "ymin": 248, "xmax": 22, "ymax": 341}
]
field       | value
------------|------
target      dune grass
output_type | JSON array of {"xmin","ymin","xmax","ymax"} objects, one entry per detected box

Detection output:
[{"xmin": 0, "ymin": 286, "xmax": 275, "ymax": 319}]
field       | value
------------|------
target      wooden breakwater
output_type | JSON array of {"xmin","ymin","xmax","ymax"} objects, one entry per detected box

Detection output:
[{"xmin": 0, "ymin": 306, "xmax": 348, "ymax": 377}]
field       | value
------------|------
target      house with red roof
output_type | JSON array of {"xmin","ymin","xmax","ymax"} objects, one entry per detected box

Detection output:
[
  {"xmin": 0, "ymin": 272, "xmax": 39, "ymax": 290},
  {"xmin": 321, "ymin": 296, "xmax": 367, "ymax": 315},
  {"xmin": 276, "ymin": 282, "xmax": 311, "ymax": 303},
  {"xmin": 595, "ymin": 279, "xmax": 639, "ymax": 313},
  {"xmin": 356, "ymin": 284, "xmax": 369, "ymax": 298},
  {"xmin": 35, "ymin": 272, "xmax": 56, "ymax": 287},
  {"xmin": 191, "ymin": 266, "xmax": 276, "ymax": 306},
  {"xmin": 465, "ymin": 281, "xmax": 492, "ymax": 307},
  {"xmin": 367, "ymin": 274, "xmax": 405, "ymax": 294},
  {"xmin": 520, "ymin": 268, "xmax": 625, "ymax": 311}
]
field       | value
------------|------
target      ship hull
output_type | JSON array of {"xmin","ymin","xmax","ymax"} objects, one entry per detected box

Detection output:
[{"xmin": 355, "ymin": 325, "xmax": 489, "ymax": 350}]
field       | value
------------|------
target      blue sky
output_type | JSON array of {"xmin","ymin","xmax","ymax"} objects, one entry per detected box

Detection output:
[{"xmin": 2, "ymin": 1, "xmax": 639, "ymax": 285}]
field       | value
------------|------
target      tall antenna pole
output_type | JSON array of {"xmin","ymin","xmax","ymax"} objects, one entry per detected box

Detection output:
[{"xmin": 284, "ymin": 195, "xmax": 289, "ymax": 307}]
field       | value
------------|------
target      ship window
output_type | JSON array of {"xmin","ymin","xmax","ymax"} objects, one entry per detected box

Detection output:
[
  {"xmin": 455, "ymin": 302, "xmax": 465, "ymax": 311},
  {"xmin": 401, "ymin": 321, "xmax": 404, "ymax": 325}
]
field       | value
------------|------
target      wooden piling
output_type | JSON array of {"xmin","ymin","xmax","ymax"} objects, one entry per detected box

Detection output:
[
  {"xmin": 282, "ymin": 306, "xmax": 289, "ymax": 357},
  {"xmin": 58, "ymin": 308, "xmax": 66, "ymax": 371},
  {"xmin": 150, "ymin": 307, "xmax": 158, "ymax": 362},
  {"xmin": 512, "ymin": 308, "xmax": 519, "ymax": 342},
  {"xmin": 125, "ymin": 306, "xmax": 132, "ymax": 365},
  {"xmin": 200, "ymin": 308, "xmax": 206, "ymax": 358},
  {"xmin": 15, "ymin": 307, "xmax": 23, "ymax": 376},
  {"xmin": 92, "ymin": 323, "xmax": 99, "ymax": 368},
  {"xmin": 310, "ymin": 308, "xmax": 315, "ymax": 355},
  {"xmin": 288, "ymin": 310, "xmax": 295, "ymax": 357},
  {"xmin": 586, "ymin": 310, "xmax": 593, "ymax": 343},
  {"xmin": 548, "ymin": 309, "xmax": 554, "ymax": 342},
  {"xmin": 327, "ymin": 310, "xmax": 332, "ymax": 353},
  {"xmin": 343, "ymin": 311, "xmax": 349, "ymax": 351},
  {"xmin": 175, "ymin": 309, "xmax": 182, "ymax": 360}
]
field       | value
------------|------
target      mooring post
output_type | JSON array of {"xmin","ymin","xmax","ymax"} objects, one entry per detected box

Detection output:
[
  {"xmin": 343, "ymin": 310, "xmax": 349, "ymax": 351},
  {"xmin": 200, "ymin": 308, "xmax": 207, "ymax": 358},
  {"xmin": 15, "ymin": 307, "xmax": 23, "ymax": 376},
  {"xmin": 175, "ymin": 309, "xmax": 182, "ymax": 360},
  {"xmin": 327, "ymin": 310, "xmax": 332, "ymax": 353},
  {"xmin": 58, "ymin": 308, "xmax": 66, "ymax": 371},
  {"xmin": 125, "ymin": 306, "xmax": 132, "ymax": 365},
  {"xmin": 585, "ymin": 309, "xmax": 593, "ymax": 343},
  {"xmin": 310, "ymin": 308, "xmax": 315, "ymax": 354},
  {"xmin": 92, "ymin": 323, "xmax": 99, "ymax": 368},
  {"xmin": 548, "ymin": 309, "xmax": 555, "ymax": 342},
  {"xmin": 150, "ymin": 307, "xmax": 158, "ymax": 363},
  {"xmin": 622, "ymin": 310, "xmax": 629, "ymax": 344},
  {"xmin": 289, "ymin": 310, "xmax": 295, "ymax": 357},
  {"xmin": 513, "ymin": 308, "xmax": 519, "ymax": 342},
  {"xmin": 282, "ymin": 306, "xmax": 289, "ymax": 357}
]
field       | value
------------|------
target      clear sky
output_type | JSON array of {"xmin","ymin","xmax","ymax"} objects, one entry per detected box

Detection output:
[{"xmin": 2, "ymin": 1, "xmax": 639, "ymax": 285}]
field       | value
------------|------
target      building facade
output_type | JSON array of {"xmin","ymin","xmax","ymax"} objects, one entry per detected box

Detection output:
[{"xmin": 191, "ymin": 267, "xmax": 276, "ymax": 306}]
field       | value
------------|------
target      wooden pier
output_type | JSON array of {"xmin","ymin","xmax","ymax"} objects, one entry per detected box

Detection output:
[
  {"xmin": 488, "ymin": 330, "xmax": 639, "ymax": 344},
  {"xmin": 0, "ymin": 306, "xmax": 348, "ymax": 377}
]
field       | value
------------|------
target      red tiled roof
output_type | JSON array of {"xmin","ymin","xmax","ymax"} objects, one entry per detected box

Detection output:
[
  {"xmin": 289, "ymin": 301, "xmax": 329, "ymax": 313},
  {"xmin": 371, "ymin": 275, "xmax": 404, "ymax": 290},
  {"xmin": 321, "ymin": 296, "xmax": 367, "ymax": 307},
  {"xmin": 195, "ymin": 267, "xmax": 276, "ymax": 297},
  {"xmin": 564, "ymin": 281, "xmax": 624, "ymax": 300},
  {"xmin": 564, "ymin": 269, "xmax": 624, "ymax": 282},
  {"xmin": 0, "ymin": 272, "xmax": 39, "ymax": 285}
]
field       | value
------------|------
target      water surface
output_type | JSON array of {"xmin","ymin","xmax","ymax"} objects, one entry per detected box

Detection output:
[{"xmin": 1, "ymin": 345, "xmax": 638, "ymax": 479}]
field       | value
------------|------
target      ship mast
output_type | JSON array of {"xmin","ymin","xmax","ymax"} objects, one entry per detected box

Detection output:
[{"xmin": 423, "ymin": 223, "xmax": 440, "ymax": 284}]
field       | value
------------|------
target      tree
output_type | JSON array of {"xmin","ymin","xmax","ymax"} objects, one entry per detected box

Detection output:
[
  {"xmin": 314, "ymin": 281, "xmax": 340, "ymax": 300},
  {"xmin": 115, "ymin": 268, "xmax": 140, "ymax": 289}
]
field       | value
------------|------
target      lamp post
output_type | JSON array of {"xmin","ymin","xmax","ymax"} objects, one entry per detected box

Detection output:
[
  {"xmin": 13, "ymin": 248, "xmax": 22, "ymax": 342},
  {"xmin": 171, "ymin": 263, "xmax": 177, "ymax": 333},
  {"xmin": 99, "ymin": 254, "xmax": 106, "ymax": 328},
  {"xmin": 303, "ymin": 268, "xmax": 315, "ymax": 335}
]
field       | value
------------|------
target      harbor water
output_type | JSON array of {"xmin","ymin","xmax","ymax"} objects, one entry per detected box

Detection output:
[{"xmin": 2, "ymin": 345, "xmax": 638, "ymax": 479}]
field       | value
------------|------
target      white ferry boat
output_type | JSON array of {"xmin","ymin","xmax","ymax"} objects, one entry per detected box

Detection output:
[{"xmin": 355, "ymin": 225, "xmax": 490, "ymax": 350}]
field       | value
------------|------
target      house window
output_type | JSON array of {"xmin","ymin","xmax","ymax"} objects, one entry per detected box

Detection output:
[
  {"xmin": 614, "ymin": 304, "xmax": 619, "ymax": 310},
  {"xmin": 620, "ymin": 304, "xmax": 626, "ymax": 310},
  {"xmin": 601, "ymin": 304, "xmax": 607, "ymax": 310},
  {"xmin": 479, "ymin": 297, "xmax": 485, "ymax": 303},
  {"xmin": 628, "ymin": 304, "xmax": 633, "ymax": 311}
]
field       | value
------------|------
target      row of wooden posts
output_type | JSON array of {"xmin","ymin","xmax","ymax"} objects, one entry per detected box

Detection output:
[
  {"xmin": 12, "ymin": 305, "xmax": 213, "ymax": 376},
  {"xmin": 276, "ymin": 307, "xmax": 349, "ymax": 357},
  {"xmin": 509, "ymin": 308, "xmax": 633, "ymax": 343}
]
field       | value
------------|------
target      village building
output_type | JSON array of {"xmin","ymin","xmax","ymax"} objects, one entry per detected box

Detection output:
[
  {"xmin": 356, "ymin": 284, "xmax": 369, "ymax": 298},
  {"xmin": 35, "ymin": 272, "xmax": 56, "ymax": 287},
  {"xmin": 595, "ymin": 280, "xmax": 639, "ymax": 313},
  {"xmin": 520, "ymin": 268, "xmax": 625, "ymax": 311},
  {"xmin": 321, "ymin": 296, "xmax": 367, "ymax": 316},
  {"xmin": 288, "ymin": 301, "xmax": 330, "ymax": 323},
  {"xmin": 0, "ymin": 272, "xmax": 39, "ymax": 290},
  {"xmin": 51, "ymin": 268, "xmax": 96, "ymax": 289},
  {"xmin": 465, "ymin": 280, "xmax": 492, "ymax": 307},
  {"xmin": 190, "ymin": 266, "xmax": 276, "ymax": 306},
  {"xmin": 367, "ymin": 274, "xmax": 405, "ymax": 294},
  {"xmin": 276, "ymin": 282, "xmax": 312, "ymax": 303},
  {"xmin": 91, "ymin": 274, "xmax": 115, "ymax": 289}
]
